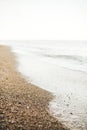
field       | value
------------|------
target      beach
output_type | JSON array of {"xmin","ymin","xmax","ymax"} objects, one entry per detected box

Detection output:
[
  {"xmin": 0, "ymin": 45, "xmax": 69, "ymax": 130},
  {"xmin": 0, "ymin": 41, "xmax": 87, "ymax": 129}
]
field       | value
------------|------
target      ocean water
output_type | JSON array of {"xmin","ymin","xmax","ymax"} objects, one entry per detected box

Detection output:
[{"xmin": 0, "ymin": 40, "xmax": 87, "ymax": 130}]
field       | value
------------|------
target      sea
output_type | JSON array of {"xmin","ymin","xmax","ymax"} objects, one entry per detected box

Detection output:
[{"xmin": 0, "ymin": 40, "xmax": 87, "ymax": 130}]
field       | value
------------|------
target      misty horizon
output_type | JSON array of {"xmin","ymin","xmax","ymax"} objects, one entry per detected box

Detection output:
[{"xmin": 0, "ymin": 0, "xmax": 87, "ymax": 40}]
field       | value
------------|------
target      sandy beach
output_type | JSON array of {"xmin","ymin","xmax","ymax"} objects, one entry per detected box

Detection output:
[{"xmin": 0, "ymin": 45, "xmax": 69, "ymax": 130}]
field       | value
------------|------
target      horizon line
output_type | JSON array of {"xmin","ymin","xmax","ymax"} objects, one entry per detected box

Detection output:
[{"xmin": 0, "ymin": 40, "xmax": 87, "ymax": 42}]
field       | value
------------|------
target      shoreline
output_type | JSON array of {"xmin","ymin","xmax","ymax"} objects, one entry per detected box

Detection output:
[{"xmin": 0, "ymin": 45, "xmax": 69, "ymax": 130}]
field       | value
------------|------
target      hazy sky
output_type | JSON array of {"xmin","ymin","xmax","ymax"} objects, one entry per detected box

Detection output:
[{"xmin": 0, "ymin": 0, "xmax": 87, "ymax": 40}]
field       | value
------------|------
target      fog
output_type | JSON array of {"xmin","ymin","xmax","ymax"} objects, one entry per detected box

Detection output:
[{"xmin": 0, "ymin": 0, "xmax": 87, "ymax": 40}]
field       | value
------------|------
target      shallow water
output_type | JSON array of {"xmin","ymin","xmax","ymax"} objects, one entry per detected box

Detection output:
[{"xmin": 0, "ymin": 40, "xmax": 87, "ymax": 129}]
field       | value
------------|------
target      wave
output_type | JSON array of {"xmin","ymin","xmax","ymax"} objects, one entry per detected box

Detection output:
[{"xmin": 42, "ymin": 54, "xmax": 84, "ymax": 62}]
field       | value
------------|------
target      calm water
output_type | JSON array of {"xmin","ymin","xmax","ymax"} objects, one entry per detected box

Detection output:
[{"xmin": 0, "ymin": 40, "xmax": 87, "ymax": 130}]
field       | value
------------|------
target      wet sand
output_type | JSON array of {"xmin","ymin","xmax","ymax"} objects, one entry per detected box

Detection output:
[{"xmin": 0, "ymin": 46, "xmax": 69, "ymax": 130}]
